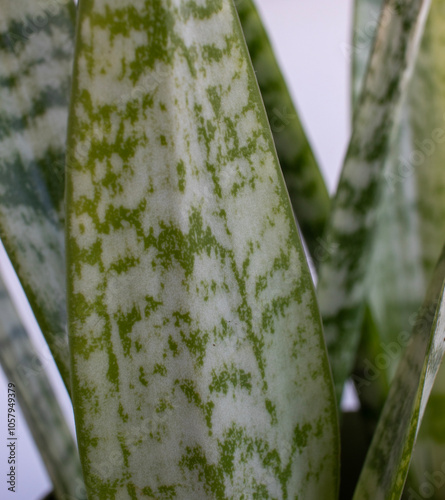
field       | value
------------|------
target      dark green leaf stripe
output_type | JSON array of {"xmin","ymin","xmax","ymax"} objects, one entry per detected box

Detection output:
[
  {"xmin": 67, "ymin": 0, "xmax": 339, "ymax": 497},
  {"xmin": 0, "ymin": 0, "xmax": 76, "ymax": 389},
  {"xmin": 0, "ymin": 274, "xmax": 84, "ymax": 499},
  {"xmin": 235, "ymin": 0, "xmax": 330, "ymax": 260},
  {"xmin": 316, "ymin": 0, "xmax": 432, "ymax": 401},
  {"xmin": 353, "ymin": 245, "xmax": 445, "ymax": 499}
]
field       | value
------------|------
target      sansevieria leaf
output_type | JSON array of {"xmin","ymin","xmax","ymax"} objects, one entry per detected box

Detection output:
[
  {"xmin": 317, "ymin": 0, "xmax": 432, "ymax": 401},
  {"xmin": 235, "ymin": 0, "xmax": 330, "ymax": 260},
  {"xmin": 66, "ymin": 0, "xmax": 339, "ymax": 498},
  {"xmin": 0, "ymin": 0, "xmax": 75, "ymax": 389},
  {"xmin": 353, "ymin": 244, "xmax": 445, "ymax": 499},
  {"xmin": 0, "ymin": 271, "xmax": 84, "ymax": 499}
]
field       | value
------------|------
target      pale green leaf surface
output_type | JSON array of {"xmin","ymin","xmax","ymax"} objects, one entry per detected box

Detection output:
[
  {"xmin": 0, "ymin": 271, "xmax": 84, "ymax": 499},
  {"xmin": 235, "ymin": 0, "xmax": 330, "ymax": 261},
  {"xmin": 67, "ymin": 0, "xmax": 339, "ymax": 498},
  {"xmin": 0, "ymin": 0, "xmax": 75, "ymax": 389},
  {"xmin": 353, "ymin": 245, "xmax": 445, "ymax": 500},
  {"xmin": 317, "ymin": 0, "xmax": 432, "ymax": 401}
]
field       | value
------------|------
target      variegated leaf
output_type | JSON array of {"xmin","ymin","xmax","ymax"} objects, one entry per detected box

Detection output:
[
  {"xmin": 317, "ymin": 0, "xmax": 432, "ymax": 401},
  {"xmin": 0, "ymin": 270, "xmax": 84, "ymax": 499},
  {"xmin": 353, "ymin": 244, "xmax": 445, "ymax": 499},
  {"xmin": 235, "ymin": 0, "xmax": 330, "ymax": 261},
  {"xmin": 0, "ymin": 0, "xmax": 75, "ymax": 389},
  {"xmin": 66, "ymin": 0, "xmax": 339, "ymax": 498}
]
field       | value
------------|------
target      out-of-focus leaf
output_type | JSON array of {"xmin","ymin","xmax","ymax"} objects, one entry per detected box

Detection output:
[
  {"xmin": 317, "ymin": 0, "xmax": 432, "ymax": 402},
  {"xmin": 367, "ymin": 0, "xmax": 445, "ymax": 379},
  {"xmin": 0, "ymin": 271, "xmax": 84, "ymax": 499},
  {"xmin": 0, "ymin": 0, "xmax": 75, "ymax": 389},
  {"xmin": 351, "ymin": 1, "xmax": 445, "ymax": 494},
  {"xmin": 66, "ymin": 0, "xmax": 339, "ymax": 497},
  {"xmin": 353, "ymin": 245, "xmax": 445, "ymax": 499},
  {"xmin": 235, "ymin": 0, "xmax": 330, "ymax": 260}
]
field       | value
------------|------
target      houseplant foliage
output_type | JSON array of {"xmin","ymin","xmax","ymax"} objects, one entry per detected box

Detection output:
[{"xmin": 1, "ymin": 0, "xmax": 445, "ymax": 499}]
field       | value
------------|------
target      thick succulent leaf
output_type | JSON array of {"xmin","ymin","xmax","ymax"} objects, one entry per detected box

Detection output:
[
  {"xmin": 235, "ymin": 0, "xmax": 330, "ymax": 260},
  {"xmin": 66, "ymin": 0, "xmax": 339, "ymax": 498},
  {"xmin": 316, "ymin": 0, "xmax": 432, "ymax": 401},
  {"xmin": 0, "ymin": 271, "xmax": 84, "ymax": 499},
  {"xmin": 352, "ymin": 245, "xmax": 445, "ymax": 499},
  {"xmin": 0, "ymin": 0, "xmax": 75, "ymax": 389}
]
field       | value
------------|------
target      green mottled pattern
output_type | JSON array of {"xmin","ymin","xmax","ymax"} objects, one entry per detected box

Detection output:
[
  {"xmin": 67, "ymin": 0, "xmax": 338, "ymax": 498},
  {"xmin": 235, "ymin": 0, "xmax": 330, "ymax": 260},
  {"xmin": 316, "ymin": 0, "xmax": 432, "ymax": 401},
  {"xmin": 353, "ymin": 245, "xmax": 445, "ymax": 499},
  {"xmin": 0, "ymin": 274, "xmax": 85, "ymax": 499},
  {"xmin": 0, "ymin": 0, "xmax": 76, "ymax": 388}
]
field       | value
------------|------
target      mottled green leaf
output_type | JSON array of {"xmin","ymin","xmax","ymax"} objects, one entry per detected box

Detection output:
[
  {"xmin": 0, "ymin": 271, "xmax": 84, "ymax": 499},
  {"xmin": 66, "ymin": 0, "xmax": 339, "ymax": 498},
  {"xmin": 235, "ymin": 0, "xmax": 330, "ymax": 260},
  {"xmin": 317, "ymin": 0, "xmax": 432, "ymax": 401},
  {"xmin": 353, "ymin": 245, "xmax": 445, "ymax": 499},
  {"xmin": 0, "ymin": 0, "xmax": 76, "ymax": 389}
]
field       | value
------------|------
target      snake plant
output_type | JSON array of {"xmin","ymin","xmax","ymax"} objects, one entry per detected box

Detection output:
[{"xmin": 1, "ymin": 0, "xmax": 445, "ymax": 499}]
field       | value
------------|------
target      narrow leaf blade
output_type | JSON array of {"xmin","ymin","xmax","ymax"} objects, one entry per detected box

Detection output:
[
  {"xmin": 353, "ymin": 245, "xmax": 445, "ymax": 499},
  {"xmin": 0, "ymin": 0, "xmax": 75, "ymax": 389},
  {"xmin": 0, "ymin": 270, "xmax": 84, "ymax": 499}
]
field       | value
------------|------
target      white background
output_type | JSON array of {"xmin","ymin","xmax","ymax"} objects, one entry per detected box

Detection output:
[{"xmin": 0, "ymin": 1, "xmax": 353, "ymax": 498}]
